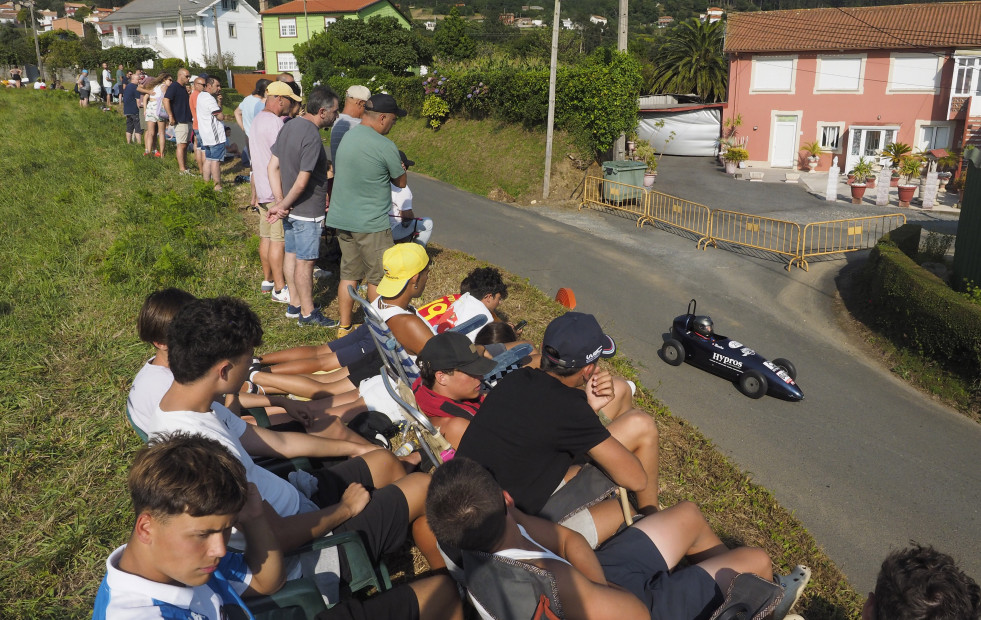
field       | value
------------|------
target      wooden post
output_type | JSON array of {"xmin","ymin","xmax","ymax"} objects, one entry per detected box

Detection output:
[{"xmin": 543, "ymin": 0, "xmax": 561, "ymax": 199}]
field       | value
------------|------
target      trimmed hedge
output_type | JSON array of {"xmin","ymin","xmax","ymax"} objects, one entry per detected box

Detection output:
[
  {"xmin": 862, "ymin": 224, "xmax": 981, "ymax": 380},
  {"xmin": 885, "ymin": 222, "xmax": 921, "ymax": 259}
]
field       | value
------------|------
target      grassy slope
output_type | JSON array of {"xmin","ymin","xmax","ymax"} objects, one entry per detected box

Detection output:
[{"xmin": 0, "ymin": 90, "xmax": 860, "ymax": 619}]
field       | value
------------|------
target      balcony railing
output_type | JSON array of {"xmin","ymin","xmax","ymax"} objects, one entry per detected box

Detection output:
[{"xmin": 102, "ymin": 34, "xmax": 157, "ymax": 49}]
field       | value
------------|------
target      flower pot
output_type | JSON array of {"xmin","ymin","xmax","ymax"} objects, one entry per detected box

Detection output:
[
  {"xmin": 866, "ymin": 176, "xmax": 876, "ymax": 189},
  {"xmin": 807, "ymin": 158, "xmax": 818, "ymax": 173},
  {"xmin": 847, "ymin": 174, "xmax": 856, "ymax": 184},
  {"xmin": 643, "ymin": 172, "xmax": 656, "ymax": 188},
  {"xmin": 897, "ymin": 184, "xmax": 916, "ymax": 207},
  {"xmin": 738, "ymin": 161, "xmax": 747, "ymax": 169},
  {"xmin": 850, "ymin": 183, "xmax": 867, "ymax": 204},
  {"xmin": 890, "ymin": 175, "xmax": 899, "ymax": 187},
  {"xmin": 626, "ymin": 140, "xmax": 636, "ymax": 153},
  {"xmin": 724, "ymin": 161, "xmax": 737, "ymax": 174}
]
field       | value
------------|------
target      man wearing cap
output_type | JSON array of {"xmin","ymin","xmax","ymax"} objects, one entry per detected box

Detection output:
[
  {"xmin": 266, "ymin": 85, "xmax": 340, "ymax": 327},
  {"xmin": 455, "ymin": 312, "xmax": 660, "ymax": 548},
  {"xmin": 77, "ymin": 69, "xmax": 91, "ymax": 107},
  {"xmin": 327, "ymin": 93, "xmax": 408, "ymax": 337},
  {"xmin": 329, "ymin": 85, "xmax": 370, "ymax": 165},
  {"xmin": 250, "ymin": 81, "xmax": 301, "ymax": 304},
  {"xmin": 414, "ymin": 331, "xmax": 496, "ymax": 447}
]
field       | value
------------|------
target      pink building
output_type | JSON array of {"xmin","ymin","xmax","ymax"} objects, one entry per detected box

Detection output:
[{"xmin": 724, "ymin": 2, "xmax": 981, "ymax": 172}]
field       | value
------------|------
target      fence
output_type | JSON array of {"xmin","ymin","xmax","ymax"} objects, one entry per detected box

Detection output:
[
  {"xmin": 796, "ymin": 214, "xmax": 907, "ymax": 271},
  {"xmin": 580, "ymin": 176, "xmax": 907, "ymax": 271}
]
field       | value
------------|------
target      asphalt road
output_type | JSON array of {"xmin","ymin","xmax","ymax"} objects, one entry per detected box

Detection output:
[{"xmin": 406, "ymin": 164, "xmax": 981, "ymax": 590}]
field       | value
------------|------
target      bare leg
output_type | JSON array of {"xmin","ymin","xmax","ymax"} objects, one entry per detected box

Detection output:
[
  {"xmin": 588, "ymin": 497, "xmax": 632, "ymax": 544},
  {"xmin": 267, "ymin": 353, "xmax": 344, "ymax": 376},
  {"xmin": 391, "ymin": 474, "xmax": 444, "ymax": 569},
  {"xmin": 284, "ymin": 251, "xmax": 297, "ymax": 306},
  {"xmin": 269, "ymin": 240, "xmax": 286, "ymax": 291},
  {"xmin": 259, "ymin": 236, "xmax": 272, "ymax": 283},
  {"xmin": 408, "ymin": 575, "xmax": 464, "ymax": 620},
  {"xmin": 606, "ymin": 410, "xmax": 659, "ymax": 513},
  {"xmin": 360, "ymin": 449, "xmax": 408, "ymax": 488},
  {"xmin": 294, "ymin": 259, "xmax": 316, "ymax": 317},
  {"xmin": 156, "ymin": 121, "xmax": 166, "ymax": 154},
  {"xmin": 252, "ymin": 371, "xmax": 357, "ymax": 399},
  {"xmin": 176, "ymin": 141, "xmax": 188, "ymax": 172},
  {"xmin": 338, "ymin": 278, "xmax": 357, "ymax": 327},
  {"xmin": 603, "ymin": 377, "xmax": 635, "ymax": 420},
  {"xmin": 144, "ymin": 123, "xmax": 154, "ymax": 153},
  {"xmin": 261, "ymin": 343, "xmax": 332, "ymax": 366}
]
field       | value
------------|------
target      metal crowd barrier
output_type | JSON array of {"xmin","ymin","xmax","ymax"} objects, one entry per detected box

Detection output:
[
  {"xmin": 639, "ymin": 191, "xmax": 712, "ymax": 239},
  {"xmin": 580, "ymin": 176, "xmax": 648, "ymax": 226},
  {"xmin": 579, "ymin": 177, "xmax": 906, "ymax": 272},
  {"xmin": 700, "ymin": 210, "xmax": 802, "ymax": 269},
  {"xmin": 795, "ymin": 214, "xmax": 907, "ymax": 271}
]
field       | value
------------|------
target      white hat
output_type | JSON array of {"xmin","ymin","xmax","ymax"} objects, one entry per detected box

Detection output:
[{"xmin": 346, "ymin": 85, "xmax": 371, "ymax": 101}]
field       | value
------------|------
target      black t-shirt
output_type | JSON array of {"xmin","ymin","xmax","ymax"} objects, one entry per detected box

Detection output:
[
  {"xmin": 122, "ymin": 83, "xmax": 140, "ymax": 116},
  {"xmin": 163, "ymin": 81, "xmax": 192, "ymax": 123},
  {"xmin": 456, "ymin": 367, "xmax": 611, "ymax": 514}
]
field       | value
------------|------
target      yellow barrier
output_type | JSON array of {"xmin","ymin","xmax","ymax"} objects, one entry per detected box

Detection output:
[
  {"xmin": 795, "ymin": 214, "xmax": 907, "ymax": 271},
  {"xmin": 580, "ymin": 176, "xmax": 648, "ymax": 226},
  {"xmin": 700, "ymin": 210, "xmax": 802, "ymax": 269},
  {"xmin": 639, "ymin": 190, "xmax": 712, "ymax": 239}
]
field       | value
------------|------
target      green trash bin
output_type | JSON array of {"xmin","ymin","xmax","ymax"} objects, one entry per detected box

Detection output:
[{"xmin": 602, "ymin": 160, "xmax": 647, "ymax": 204}]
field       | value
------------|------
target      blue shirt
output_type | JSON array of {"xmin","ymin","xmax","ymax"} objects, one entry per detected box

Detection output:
[
  {"xmin": 122, "ymin": 83, "xmax": 139, "ymax": 116},
  {"xmin": 92, "ymin": 545, "xmax": 253, "ymax": 620}
]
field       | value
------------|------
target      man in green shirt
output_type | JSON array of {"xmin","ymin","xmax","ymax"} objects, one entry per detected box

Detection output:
[{"xmin": 327, "ymin": 93, "xmax": 408, "ymax": 335}]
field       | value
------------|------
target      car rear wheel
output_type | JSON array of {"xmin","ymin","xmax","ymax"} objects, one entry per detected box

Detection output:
[
  {"xmin": 772, "ymin": 357, "xmax": 797, "ymax": 380},
  {"xmin": 661, "ymin": 339, "xmax": 685, "ymax": 366},
  {"xmin": 738, "ymin": 370, "xmax": 768, "ymax": 399}
]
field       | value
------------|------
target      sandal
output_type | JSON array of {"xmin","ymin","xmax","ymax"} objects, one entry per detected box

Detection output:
[{"xmin": 771, "ymin": 564, "xmax": 811, "ymax": 620}]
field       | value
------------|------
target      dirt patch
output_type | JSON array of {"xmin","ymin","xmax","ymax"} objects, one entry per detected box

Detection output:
[{"xmin": 487, "ymin": 187, "xmax": 515, "ymax": 203}]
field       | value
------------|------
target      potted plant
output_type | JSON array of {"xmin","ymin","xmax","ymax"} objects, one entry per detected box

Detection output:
[
  {"xmin": 952, "ymin": 173, "xmax": 967, "ymax": 202},
  {"xmin": 634, "ymin": 140, "xmax": 658, "ymax": 187},
  {"xmin": 800, "ymin": 140, "xmax": 824, "ymax": 172},
  {"xmin": 723, "ymin": 147, "xmax": 748, "ymax": 175},
  {"xmin": 897, "ymin": 155, "xmax": 922, "ymax": 207},
  {"xmin": 881, "ymin": 142, "xmax": 913, "ymax": 169},
  {"xmin": 850, "ymin": 157, "xmax": 873, "ymax": 204},
  {"xmin": 717, "ymin": 137, "xmax": 737, "ymax": 164},
  {"xmin": 626, "ymin": 131, "xmax": 638, "ymax": 156},
  {"xmin": 936, "ymin": 149, "xmax": 959, "ymax": 189}
]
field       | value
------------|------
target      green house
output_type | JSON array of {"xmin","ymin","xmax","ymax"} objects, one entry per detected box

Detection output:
[{"xmin": 261, "ymin": 0, "xmax": 411, "ymax": 76}]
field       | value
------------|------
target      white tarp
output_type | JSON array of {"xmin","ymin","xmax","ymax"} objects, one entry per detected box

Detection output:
[{"xmin": 637, "ymin": 107, "xmax": 721, "ymax": 156}]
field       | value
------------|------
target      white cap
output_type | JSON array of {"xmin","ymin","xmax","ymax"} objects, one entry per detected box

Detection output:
[{"xmin": 346, "ymin": 85, "xmax": 371, "ymax": 101}]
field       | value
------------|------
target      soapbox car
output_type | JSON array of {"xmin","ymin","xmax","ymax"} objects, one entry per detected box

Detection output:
[{"xmin": 660, "ymin": 300, "xmax": 804, "ymax": 401}]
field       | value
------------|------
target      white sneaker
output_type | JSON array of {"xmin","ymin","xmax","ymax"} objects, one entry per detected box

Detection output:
[
  {"xmin": 271, "ymin": 286, "xmax": 290, "ymax": 304},
  {"xmin": 313, "ymin": 267, "xmax": 332, "ymax": 279}
]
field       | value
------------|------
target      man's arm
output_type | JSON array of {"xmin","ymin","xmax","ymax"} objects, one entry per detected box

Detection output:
[
  {"xmin": 238, "ymin": 422, "xmax": 373, "ymax": 459},
  {"xmin": 162, "ymin": 93, "xmax": 175, "ymax": 126},
  {"xmin": 237, "ymin": 484, "xmax": 286, "ymax": 597},
  {"xmin": 234, "ymin": 104, "xmax": 246, "ymax": 132},
  {"xmin": 513, "ymin": 508, "xmax": 606, "ymax": 584},
  {"xmin": 387, "ymin": 313, "xmax": 434, "ymax": 356},
  {"xmin": 269, "ymin": 483, "xmax": 370, "ymax": 552},
  {"xmin": 391, "ymin": 171, "xmax": 407, "ymax": 189},
  {"xmin": 267, "ymin": 168, "xmax": 312, "ymax": 222},
  {"xmin": 587, "ymin": 437, "xmax": 646, "ymax": 492}
]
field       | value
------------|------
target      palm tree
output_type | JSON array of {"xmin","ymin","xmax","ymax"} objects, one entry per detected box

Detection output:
[{"xmin": 648, "ymin": 18, "xmax": 727, "ymax": 103}]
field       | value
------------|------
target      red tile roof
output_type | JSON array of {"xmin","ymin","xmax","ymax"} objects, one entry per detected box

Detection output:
[
  {"xmin": 261, "ymin": 0, "xmax": 381, "ymax": 15},
  {"xmin": 725, "ymin": 2, "xmax": 981, "ymax": 53}
]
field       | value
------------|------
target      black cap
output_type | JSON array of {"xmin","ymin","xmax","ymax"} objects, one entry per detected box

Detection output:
[
  {"xmin": 399, "ymin": 150, "xmax": 415, "ymax": 168},
  {"xmin": 366, "ymin": 93, "xmax": 407, "ymax": 117},
  {"xmin": 418, "ymin": 332, "xmax": 497, "ymax": 376},
  {"xmin": 542, "ymin": 312, "xmax": 616, "ymax": 369}
]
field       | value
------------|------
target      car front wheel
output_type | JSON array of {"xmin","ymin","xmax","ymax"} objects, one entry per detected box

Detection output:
[
  {"xmin": 661, "ymin": 339, "xmax": 686, "ymax": 366},
  {"xmin": 738, "ymin": 370, "xmax": 768, "ymax": 399},
  {"xmin": 772, "ymin": 357, "xmax": 797, "ymax": 380}
]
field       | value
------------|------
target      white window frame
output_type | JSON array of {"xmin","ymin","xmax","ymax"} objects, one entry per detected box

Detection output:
[
  {"xmin": 277, "ymin": 52, "xmax": 298, "ymax": 72},
  {"xmin": 228, "ymin": 22, "xmax": 237, "ymax": 38},
  {"xmin": 954, "ymin": 57, "xmax": 981, "ymax": 96},
  {"xmin": 913, "ymin": 120, "xmax": 955, "ymax": 151},
  {"xmin": 162, "ymin": 21, "xmax": 177, "ymax": 37},
  {"xmin": 816, "ymin": 121, "xmax": 846, "ymax": 154},
  {"xmin": 749, "ymin": 55, "xmax": 796, "ymax": 94},
  {"xmin": 325, "ymin": 17, "xmax": 337, "ymax": 28},
  {"xmin": 126, "ymin": 25, "xmax": 141, "ymax": 36},
  {"xmin": 279, "ymin": 17, "xmax": 297, "ymax": 38},
  {"xmin": 887, "ymin": 53, "xmax": 942, "ymax": 94},
  {"xmin": 221, "ymin": 0, "xmax": 238, "ymax": 9},
  {"xmin": 814, "ymin": 54, "xmax": 865, "ymax": 94}
]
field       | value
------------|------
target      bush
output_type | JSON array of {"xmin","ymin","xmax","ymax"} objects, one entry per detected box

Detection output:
[
  {"xmin": 422, "ymin": 94, "xmax": 449, "ymax": 129},
  {"xmin": 887, "ymin": 222, "xmax": 921, "ymax": 258},
  {"xmin": 160, "ymin": 58, "xmax": 186, "ymax": 73},
  {"xmin": 861, "ymin": 227, "xmax": 981, "ymax": 382}
]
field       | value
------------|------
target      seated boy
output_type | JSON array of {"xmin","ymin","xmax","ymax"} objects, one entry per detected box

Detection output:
[
  {"xmin": 127, "ymin": 288, "xmax": 370, "ymax": 442},
  {"xmin": 862, "ymin": 544, "xmax": 980, "ymax": 620},
  {"xmin": 93, "ymin": 432, "xmax": 285, "ymax": 618},
  {"xmin": 426, "ymin": 457, "xmax": 787, "ymax": 620},
  {"xmin": 148, "ymin": 296, "xmax": 442, "ymax": 597}
]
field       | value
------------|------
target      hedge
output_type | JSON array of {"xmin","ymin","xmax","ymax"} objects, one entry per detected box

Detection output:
[{"xmin": 862, "ymin": 224, "xmax": 981, "ymax": 380}]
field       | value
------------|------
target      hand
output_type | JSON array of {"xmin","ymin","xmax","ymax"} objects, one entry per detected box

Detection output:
[
  {"xmin": 169, "ymin": 118, "xmax": 175, "ymax": 126},
  {"xmin": 585, "ymin": 368, "xmax": 615, "ymax": 413},
  {"xmin": 340, "ymin": 483, "xmax": 370, "ymax": 520},
  {"xmin": 400, "ymin": 209, "xmax": 415, "ymax": 223},
  {"xmin": 266, "ymin": 203, "xmax": 289, "ymax": 223},
  {"xmin": 237, "ymin": 483, "xmax": 265, "ymax": 524}
]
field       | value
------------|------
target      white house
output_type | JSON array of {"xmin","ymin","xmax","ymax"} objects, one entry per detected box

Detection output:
[
  {"xmin": 589, "ymin": 14, "xmax": 607, "ymax": 26},
  {"xmin": 101, "ymin": 0, "xmax": 262, "ymax": 67}
]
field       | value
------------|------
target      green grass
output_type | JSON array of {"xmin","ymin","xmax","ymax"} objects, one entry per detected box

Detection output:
[{"xmin": 0, "ymin": 89, "xmax": 860, "ymax": 619}]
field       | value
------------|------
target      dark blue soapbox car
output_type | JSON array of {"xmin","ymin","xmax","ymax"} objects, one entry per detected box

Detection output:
[{"xmin": 660, "ymin": 300, "xmax": 803, "ymax": 401}]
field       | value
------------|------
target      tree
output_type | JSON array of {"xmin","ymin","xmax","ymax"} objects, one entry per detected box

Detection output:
[
  {"xmin": 433, "ymin": 7, "xmax": 476, "ymax": 61},
  {"xmin": 0, "ymin": 24, "xmax": 36, "ymax": 65},
  {"xmin": 648, "ymin": 18, "xmax": 727, "ymax": 102}
]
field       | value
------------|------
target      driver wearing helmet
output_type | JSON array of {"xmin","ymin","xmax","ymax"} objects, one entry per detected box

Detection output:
[{"xmin": 692, "ymin": 315, "xmax": 714, "ymax": 340}]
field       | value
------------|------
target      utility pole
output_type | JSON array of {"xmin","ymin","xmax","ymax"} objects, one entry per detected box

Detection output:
[
  {"xmin": 613, "ymin": 0, "xmax": 627, "ymax": 161},
  {"xmin": 542, "ymin": 0, "xmax": 561, "ymax": 199},
  {"xmin": 28, "ymin": 0, "xmax": 43, "ymax": 79},
  {"xmin": 212, "ymin": 4, "xmax": 224, "ymax": 70},
  {"xmin": 178, "ymin": 0, "xmax": 189, "ymax": 66}
]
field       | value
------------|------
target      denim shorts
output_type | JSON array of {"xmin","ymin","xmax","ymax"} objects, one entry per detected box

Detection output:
[
  {"xmin": 204, "ymin": 142, "xmax": 226, "ymax": 162},
  {"xmin": 193, "ymin": 129, "xmax": 203, "ymax": 148},
  {"xmin": 284, "ymin": 217, "xmax": 324, "ymax": 261}
]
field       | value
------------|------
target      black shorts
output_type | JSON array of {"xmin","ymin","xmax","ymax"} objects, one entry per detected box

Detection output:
[
  {"xmin": 315, "ymin": 582, "xmax": 418, "ymax": 620},
  {"xmin": 347, "ymin": 351, "xmax": 381, "ymax": 385},
  {"xmin": 126, "ymin": 114, "xmax": 142, "ymax": 134},
  {"xmin": 597, "ymin": 527, "xmax": 723, "ymax": 620},
  {"xmin": 310, "ymin": 458, "xmax": 411, "ymax": 562},
  {"xmin": 328, "ymin": 325, "xmax": 375, "ymax": 368}
]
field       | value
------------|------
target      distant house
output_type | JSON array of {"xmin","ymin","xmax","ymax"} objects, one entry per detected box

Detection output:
[
  {"xmin": 703, "ymin": 7, "xmax": 723, "ymax": 23},
  {"xmin": 47, "ymin": 15, "xmax": 85, "ymax": 36},
  {"xmin": 589, "ymin": 14, "xmax": 606, "ymax": 26},
  {"xmin": 84, "ymin": 7, "xmax": 117, "ymax": 36},
  {"xmin": 63, "ymin": 2, "xmax": 87, "ymax": 18},
  {"xmin": 260, "ymin": 0, "xmax": 410, "ymax": 76},
  {"xmin": 500, "ymin": 12, "xmax": 515, "ymax": 26},
  {"xmin": 101, "ymin": 0, "xmax": 262, "ymax": 67},
  {"xmin": 424, "ymin": 19, "xmax": 435, "ymax": 30},
  {"xmin": 724, "ymin": 2, "xmax": 981, "ymax": 171},
  {"xmin": 657, "ymin": 15, "xmax": 673, "ymax": 28}
]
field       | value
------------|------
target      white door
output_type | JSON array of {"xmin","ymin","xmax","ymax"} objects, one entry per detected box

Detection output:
[{"xmin": 771, "ymin": 116, "xmax": 798, "ymax": 167}]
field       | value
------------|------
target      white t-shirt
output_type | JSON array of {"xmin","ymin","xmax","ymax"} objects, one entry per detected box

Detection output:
[
  {"xmin": 126, "ymin": 359, "xmax": 174, "ymax": 436},
  {"xmin": 389, "ymin": 183, "xmax": 413, "ymax": 225},
  {"xmin": 147, "ymin": 404, "xmax": 304, "ymax": 518},
  {"xmin": 427, "ymin": 292, "xmax": 494, "ymax": 341},
  {"xmin": 196, "ymin": 92, "xmax": 223, "ymax": 146},
  {"xmin": 102, "ymin": 68, "xmax": 112, "ymax": 88}
]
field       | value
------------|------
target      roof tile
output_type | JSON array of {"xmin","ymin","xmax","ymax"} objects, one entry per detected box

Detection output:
[{"xmin": 262, "ymin": 0, "xmax": 379, "ymax": 15}]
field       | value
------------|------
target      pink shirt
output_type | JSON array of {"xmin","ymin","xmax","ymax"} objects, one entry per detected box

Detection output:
[{"xmin": 249, "ymin": 109, "xmax": 286, "ymax": 204}]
